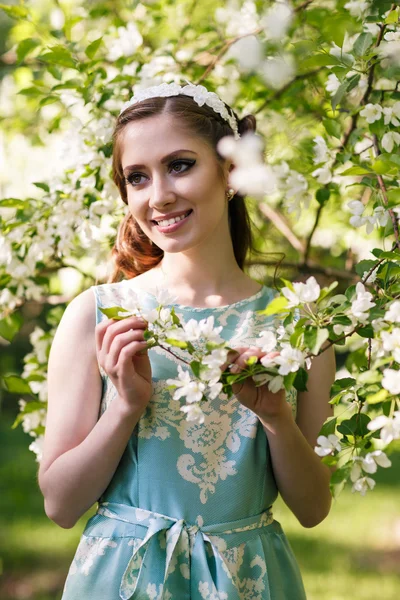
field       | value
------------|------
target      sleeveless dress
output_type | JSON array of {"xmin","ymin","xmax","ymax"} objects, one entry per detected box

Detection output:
[{"xmin": 60, "ymin": 280, "xmax": 307, "ymax": 600}]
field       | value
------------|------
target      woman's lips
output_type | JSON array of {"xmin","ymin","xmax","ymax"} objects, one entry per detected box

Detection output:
[{"xmin": 153, "ymin": 210, "xmax": 193, "ymax": 233}]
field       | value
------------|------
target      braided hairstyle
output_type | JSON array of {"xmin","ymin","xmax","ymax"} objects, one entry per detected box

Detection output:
[{"xmin": 109, "ymin": 93, "xmax": 259, "ymax": 283}]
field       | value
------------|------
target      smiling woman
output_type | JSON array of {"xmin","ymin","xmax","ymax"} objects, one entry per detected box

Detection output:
[{"xmin": 40, "ymin": 81, "xmax": 335, "ymax": 600}]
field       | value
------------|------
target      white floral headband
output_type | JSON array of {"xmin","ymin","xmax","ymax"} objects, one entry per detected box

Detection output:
[{"xmin": 119, "ymin": 81, "xmax": 241, "ymax": 140}]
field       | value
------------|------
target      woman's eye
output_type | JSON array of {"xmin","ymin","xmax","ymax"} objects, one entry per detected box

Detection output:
[
  {"xmin": 125, "ymin": 160, "xmax": 195, "ymax": 187},
  {"xmin": 170, "ymin": 160, "xmax": 195, "ymax": 173}
]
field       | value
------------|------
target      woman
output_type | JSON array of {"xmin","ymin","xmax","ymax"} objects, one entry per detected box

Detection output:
[{"xmin": 39, "ymin": 81, "xmax": 336, "ymax": 599}]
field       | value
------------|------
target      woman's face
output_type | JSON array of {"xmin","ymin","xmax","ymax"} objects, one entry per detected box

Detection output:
[{"xmin": 120, "ymin": 113, "xmax": 232, "ymax": 254}]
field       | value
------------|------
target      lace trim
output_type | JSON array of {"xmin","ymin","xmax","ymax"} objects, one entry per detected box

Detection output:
[{"xmin": 123, "ymin": 282, "xmax": 271, "ymax": 312}]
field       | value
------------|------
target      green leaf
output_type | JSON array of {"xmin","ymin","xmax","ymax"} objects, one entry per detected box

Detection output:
[
  {"xmin": 337, "ymin": 413, "xmax": 371, "ymax": 437},
  {"xmin": 85, "ymin": 37, "xmax": 103, "ymax": 59},
  {"xmin": 18, "ymin": 87, "xmax": 44, "ymax": 98},
  {"xmin": 169, "ymin": 308, "xmax": 181, "ymax": 326},
  {"xmin": 16, "ymin": 38, "xmax": 41, "ymax": 62},
  {"xmin": 371, "ymin": 158, "xmax": 398, "ymax": 175},
  {"xmin": 257, "ymin": 295, "xmax": 288, "ymax": 316},
  {"xmin": 3, "ymin": 376, "xmax": 32, "ymax": 395},
  {"xmin": 352, "ymin": 32, "xmax": 373, "ymax": 57},
  {"xmin": 0, "ymin": 3, "xmax": 28, "ymax": 18},
  {"xmin": 303, "ymin": 327, "xmax": 329, "ymax": 355},
  {"xmin": 302, "ymin": 53, "xmax": 342, "ymax": 68},
  {"xmin": 322, "ymin": 118, "xmax": 341, "ymax": 139},
  {"xmin": 39, "ymin": 95, "xmax": 59, "ymax": 106},
  {"xmin": 190, "ymin": 360, "xmax": 200, "ymax": 378},
  {"xmin": 385, "ymin": 8, "xmax": 399, "ymax": 24},
  {"xmin": 387, "ymin": 188, "xmax": 400, "ymax": 204},
  {"xmin": 330, "ymin": 377, "xmax": 356, "ymax": 396},
  {"xmin": 320, "ymin": 416, "xmax": 337, "ymax": 436},
  {"xmin": 99, "ymin": 306, "xmax": 130, "ymax": 319},
  {"xmin": 0, "ymin": 198, "xmax": 28, "ymax": 208},
  {"xmin": 32, "ymin": 182, "xmax": 50, "ymax": 192},
  {"xmin": 331, "ymin": 80, "xmax": 348, "ymax": 111},
  {"xmin": 38, "ymin": 46, "xmax": 78, "ymax": 69},
  {"xmin": 0, "ymin": 312, "xmax": 23, "ymax": 342},
  {"xmin": 293, "ymin": 367, "xmax": 308, "ymax": 392},
  {"xmin": 366, "ymin": 388, "xmax": 389, "ymax": 404},
  {"xmin": 165, "ymin": 338, "xmax": 187, "ymax": 349},
  {"xmin": 378, "ymin": 250, "xmax": 400, "ymax": 260},
  {"xmin": 340, "ymin": 166, "xmax": 372, "ymax": 175},
  {"xmin": 316, "ymin": 187, "xmax": 330, "ymax": 205},
  {"xmin": 356, "ymin": 324, "xmax": 374, "ymax": 338}
]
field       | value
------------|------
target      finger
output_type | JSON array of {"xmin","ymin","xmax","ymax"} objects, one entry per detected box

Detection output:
[
  {"xmin": 106, "ymin": 339, "xmax": 149, "ymax": 375},
  {"xmin": 230, "ymin": 347, "xmax": 264, "ymax": 371},
  {"xmin": 101, "ymin": 316, "xmax": 148, "ymax": 357},
  {"xmin": 219, "ymin": 347, "xmax": 246, "ymax": 372}
]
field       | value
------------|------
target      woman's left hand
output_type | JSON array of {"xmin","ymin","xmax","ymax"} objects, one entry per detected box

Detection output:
[{"xmin": 223, "ymin": 346, "xmax": 289, "ymax": 423}]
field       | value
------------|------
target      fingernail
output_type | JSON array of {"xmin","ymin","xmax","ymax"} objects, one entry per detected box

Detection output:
[{"xmin": 230, "ymin": 364, "xmax": 240, "ymax": 373}]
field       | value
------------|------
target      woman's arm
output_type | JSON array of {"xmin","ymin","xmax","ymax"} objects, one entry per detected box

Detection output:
[
  {"xmin": 38, "ymin": 289, "xmax": 144, "ymax": 529},
  {"xmin": 259, "ymin": 344, "xmax": 336, "ymax": 528}
]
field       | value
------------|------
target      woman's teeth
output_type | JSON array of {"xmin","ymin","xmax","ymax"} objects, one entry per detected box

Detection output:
[{"xmin": 156, "ymin": 211, "xmax": 190, "ymax": 226}]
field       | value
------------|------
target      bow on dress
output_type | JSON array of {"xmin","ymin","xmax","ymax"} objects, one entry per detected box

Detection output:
[{"xmin": 97, "ymin": 501, "xmax": 274, "ymax": 600}]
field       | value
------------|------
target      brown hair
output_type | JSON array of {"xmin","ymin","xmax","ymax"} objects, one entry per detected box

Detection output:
[{"xmin": 108, "ymin": 93, "xmax": 263, "ymax": 283}]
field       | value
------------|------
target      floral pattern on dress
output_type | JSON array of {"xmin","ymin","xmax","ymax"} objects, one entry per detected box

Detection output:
[{"xmin": 65, "ymin": 283, "xmax": 308, "ymax": 600}]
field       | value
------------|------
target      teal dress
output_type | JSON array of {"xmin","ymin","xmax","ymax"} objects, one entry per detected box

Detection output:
[{"xmin": 61, "ymin": 280, "xmax": 307, "ymax": 600}]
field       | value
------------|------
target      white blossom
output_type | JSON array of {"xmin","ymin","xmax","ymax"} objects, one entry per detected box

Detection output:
[
  {"xmin": 252, "ymin": 372, "xmax": 284, "ymax": 393},
  {"xmin": 329, "ymin": 43, "xmax": 355, "ymax": 66},
  {"xmin": 227, "ymin": 36, "xmax": 263, "ymax": 71},
  {"xmin": 380, "ymin": 329, "xmax": 400, "ymax": 362},
  {"xmin": 312, "ymin": 165, "xmax": 332, "ymax": 184},
  {"xmin": 257, "ymin": 330, "xmax": 278, "ymax": 353},
  {"xmin": 350, "ymin": 281, "xmax": 376, "ymax": 321},
  {"xmin": 351, "ymin": 476, "xmax": 375, "ymax": 496},
  {"xmin": 261, "ymin": 54, "xmax": 295, "ymax": 90},
  {"xmin": 382, "ymin": 368, "xmax": 400, "ymax": 395},
  {"xmin": 383, "ymin": 101, "xmax": 400, "ymax": 126},
  {"xmin": 313, "ymin": 136, "xmax": 333, "ymax": 164},
  {"xmin": 202, "ymin": 348, "xmax": 229, "ymax": 370},
  {"xmin": 367, "ymin": 411, "xmax": 400, "ymax": 444},
  {"xmin": 314, "ymin": 433, "xmax": 342, "ymax": 456},
  {"xmin": 261, "ymin": 1, "xmax": 293, "ymax": 40},
  {"xmin": 180, "ymin": 403, "xmax": 205, "ymax": 424},
  {"xmin": 381, "ymin": 131, "xmax": 400, "ymax": 153},
  {"xmin": 325, "ymin": 73, "xmax": 340, "ymax": 95},
  {"xmin": 384, "ymin": 300, "xmax": 400, "ymax": 323},
  {"xmin": 360, "ymin": 103, "xmax": 383, "ymax": 123},
  {"xmin": 273, "ymin": 344, "xmax": 305, "ymax": 375},
  {"xmin": 281, "ymin": 276, "xmax": 320, "ymax": 307},
  {"xmin": 344, "ymin": 0, "xmax": 370, "ymax": 18},
  {"xmin": 167, "ymin": 365, "xmax": 206, "ymax": 403},
  {"xmin": 350, "ymin": 450, "xmax": 392, "ymax": 482},
  {"xmin": 29, "ymin": 435, "xmax": 44, "ymax": 462},
  {"xmin": 106, "ymin": 22, "xmax": 143, "ymax": 61}
]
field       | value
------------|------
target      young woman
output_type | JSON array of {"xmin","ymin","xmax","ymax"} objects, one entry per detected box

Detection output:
[{"xmin": 39, "ymin": 82, "xmax": 336, "ymax": 599}]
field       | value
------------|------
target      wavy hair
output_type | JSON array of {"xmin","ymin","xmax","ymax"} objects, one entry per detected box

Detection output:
[{"xmin": 109, "ymin": 93, "xmax": 271, "ymax": 283}]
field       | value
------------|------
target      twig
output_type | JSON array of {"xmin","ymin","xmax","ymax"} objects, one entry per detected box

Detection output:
[
  {"xmin": 245, "ymin": 260, "xmax": 358, "ymax": 281},
  {"xmin": 254, "ymin": 69, "xmax": 323, "ymax": 114},
  {"xmin": 195, "ymin": 27, "xmax": 263, "ymax": 84},
  {"xmin": 258, "ymin": 203, "xmax": 305, "ymax": 253}
]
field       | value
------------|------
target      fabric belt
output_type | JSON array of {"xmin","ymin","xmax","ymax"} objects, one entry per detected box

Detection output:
[{"xmin": 96, "ymin": 501, "xmax": 274, "ymax": 600}]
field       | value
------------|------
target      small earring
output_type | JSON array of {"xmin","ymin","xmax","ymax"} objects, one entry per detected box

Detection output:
[{"xmin": 226, "ymin": 188, "xmax": 235, "ymax": 201}]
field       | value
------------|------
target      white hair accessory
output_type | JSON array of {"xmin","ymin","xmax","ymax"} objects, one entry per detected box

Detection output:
[{"xmin": 119, "ymin": 81, "xmax": 241, "ymax": 140}]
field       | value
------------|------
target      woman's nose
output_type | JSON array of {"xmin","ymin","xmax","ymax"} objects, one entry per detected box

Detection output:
[{"xmin": 149, "ymin": 174, "xmax": 176, "ymax": 208}]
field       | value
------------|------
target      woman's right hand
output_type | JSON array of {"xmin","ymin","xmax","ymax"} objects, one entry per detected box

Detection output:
[{"xmin": 95, "ymin": 315, "xmax": 153, "ymax": 414}]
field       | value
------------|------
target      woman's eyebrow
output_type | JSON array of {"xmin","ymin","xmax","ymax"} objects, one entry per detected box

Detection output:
[{"xmin": 123, "ymin": 149, "xmax": 197, "ymax": 174}]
